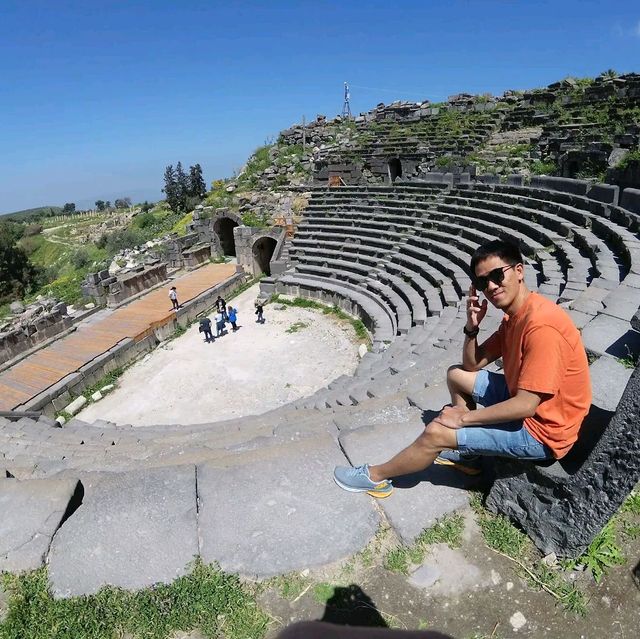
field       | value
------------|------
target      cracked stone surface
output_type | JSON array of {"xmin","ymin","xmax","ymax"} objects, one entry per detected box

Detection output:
[
  {"xmin": 197, "ymin": 432, "xmax": 380, "ymax": 577},
  {"xmin": 0, "ymin": 477, "xmax": 79, "ymax": 572},
  {"xmin": 48, "ymin": 466, "xmax": 198, "ymax": 598},
  {"xmin": 339, "ymin": 418, "xmax": 473, "ymax": 544}
]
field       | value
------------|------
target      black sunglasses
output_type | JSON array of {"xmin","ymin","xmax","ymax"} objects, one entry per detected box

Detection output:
[{"xmin": 472, "ymin": 264, "xmax": 518, "ymax": 291}]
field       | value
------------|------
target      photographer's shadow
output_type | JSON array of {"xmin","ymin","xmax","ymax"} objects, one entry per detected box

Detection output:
[{"xmin": 320, "ymin": 584, "xmax": 387, "ymax": 627}]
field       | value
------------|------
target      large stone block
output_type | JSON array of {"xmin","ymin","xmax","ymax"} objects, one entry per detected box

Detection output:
[
  {"xmin": 198, "ymin": 434, "xmax": 379, "ymax": 577},
  {"xmin": 48, "ymin": 466, "xmax": 198, "ymax": 597},
  {"xmin": 486, "ymin": 365, "xmax": 640, "ymax": 557},
  {"xmin": 587, "ymin": 183, "xmax": 619, "ymax": 206},
  {"xmin": 0, "ymin": 478, "xmax": 80, "ymax": 572},
  {"xmin": 621, "ymin": 187, "xmax": 640, "ymax": 214}
]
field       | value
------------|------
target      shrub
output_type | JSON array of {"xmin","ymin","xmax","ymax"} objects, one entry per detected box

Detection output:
[
  {"xmin": 133, "ymin": 211, "xmax": 156, "ymax": 230},
  {"xmin": 530, "ymin": 160, "xmax": 557, "ymax": 175},
  {"xmin": 23, "ymin": 223, "xmax": 43, "ymax": 237},
  {"xmin": 616, "ymin": 149, "xmax": 640, "ymax": 171},
  {"xmin": 71, "ymin": 248, "xmax": 91, "ymax": 269},
  {"xmin": 105, "ymin": 228, "xmax": 144, "ymax": 254}
]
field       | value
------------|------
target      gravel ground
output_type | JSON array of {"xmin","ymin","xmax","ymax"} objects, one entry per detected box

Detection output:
[{"xmin": 78, "ymin": 284, "xmax": 361, "ymax": 426}]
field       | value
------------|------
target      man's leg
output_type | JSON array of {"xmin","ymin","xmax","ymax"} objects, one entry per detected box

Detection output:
[
  {"xmin": 368, "ymin": 421, "xmax": 458, "ymax": 482},
  {"xmin": 446, "ymin": 365, "xmax": 478, "ymax": 410}
]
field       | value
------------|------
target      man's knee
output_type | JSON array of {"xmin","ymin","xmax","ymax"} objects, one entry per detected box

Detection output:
[{"xmin": 419, "ymin": 421, "xmax": 458, "ymax": 451}]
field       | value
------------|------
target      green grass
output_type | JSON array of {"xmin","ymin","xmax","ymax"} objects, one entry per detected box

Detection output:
[
  {"xmin": 470, "ymin": 492, "xmax": 588, "ymax": 615},
  {"xmin": 170, "ymin": 212, "xmax": 193, "ymax": 236},
  {"xmin": 384, "ymin": 514, "xmax": 465, "ymax": 575},
  {"xmin": 620, "ymin": 490, "xmax": 640, "ymax": 515},
  {"xmin": 0, "ymin": 563, "xmax": 269, "ymax": 639},
  {"xmin": 285, "ymin": 321, "xmax": 309, "ymax": 334},
  {"xmin": 563, "ymin": 522, "xmax": 625, "ymax": 583},
  {"xmin": 81, "ymin": 368, "xmax": 124, "ymax": 402}
]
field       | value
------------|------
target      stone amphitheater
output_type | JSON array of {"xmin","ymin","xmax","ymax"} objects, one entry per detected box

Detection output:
[{"xmin": 2, "ymin": 73, "xmax": 640, "ymax": 633}]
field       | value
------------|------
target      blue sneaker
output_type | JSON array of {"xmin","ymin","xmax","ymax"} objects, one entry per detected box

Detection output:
[
  {"xmin": 333, "ymin": 464, "xmax": 393, "ymax": 498},
  {"xmin": 434, "ymin": 449, "xmax": 482, "ymax": 476}
]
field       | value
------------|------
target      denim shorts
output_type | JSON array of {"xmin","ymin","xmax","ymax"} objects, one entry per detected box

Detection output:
[{"xmin": 456, "ymin": 370, "xmax": 553, "ymax": 460}]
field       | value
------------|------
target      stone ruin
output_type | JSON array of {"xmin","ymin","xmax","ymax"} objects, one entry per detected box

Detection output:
[
  {"xmin": 81, "ymin": 262, "xmax": 168, "ymax": 308},
  {"xmin": 0, "ymin": 299, "xmax": 72, "ymax": 366}
]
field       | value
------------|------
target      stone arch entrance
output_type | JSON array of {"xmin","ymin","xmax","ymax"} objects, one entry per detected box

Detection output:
[
  {"xmin": 388, "ymin": 158, "xmax": 403, "ymax": 182},
  {"xmin": 213, "ymin": 217, "xmax": 239, "ymax": 256},
  {"xmin": 252, "ymin": 236, "xmax": 278, "ymax": 276}
]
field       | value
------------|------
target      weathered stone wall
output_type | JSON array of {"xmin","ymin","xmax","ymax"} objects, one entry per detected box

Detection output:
[
  {"xmin": 106, "ymin": 263, "xmax": 168, "ymax": 307},
  {"xmin": 0, "ymin": 308, "xmax": 72, "ymax": 367},
  {"xmin": 234, "ymin": 226, "xmax": 281, "ymax": 276}
]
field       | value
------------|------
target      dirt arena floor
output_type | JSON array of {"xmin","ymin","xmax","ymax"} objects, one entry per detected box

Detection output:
[{"xmin": 78, "ymin": 284, "xmax": 361, "ymax": 426}]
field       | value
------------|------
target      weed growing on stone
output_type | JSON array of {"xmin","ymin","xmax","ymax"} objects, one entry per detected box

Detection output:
[
  {"xmin": 285, "ymin": 321, "xmax": 309, "ymax": 334},
  {"xmin": 383, "ymin": 514, "xmax": 465, "ymax": 575},
  {"xmin": 563, "ymin": 521, "xmax": 625, "ymax": 583},
  {"xmin": 617, "ymin": 345, "xmax": 638, "ymax": 369},
  {"xmin": 312, "ymin": 582, "xmax": 335, "ymax": 604},
  {"xmin": 621, "ymin": 490, "xmax": 640, "ymax": 514},
  {"xmin": 81, "ymin": 367, "xmax": 124, "ymax": 401},
  {"xmin": 0, "ymin": 562, "xmax": 269, "ymax": 639},
  {"xmin": 266, "ymin": 573, "xmax": 311, "ymax": 601}
]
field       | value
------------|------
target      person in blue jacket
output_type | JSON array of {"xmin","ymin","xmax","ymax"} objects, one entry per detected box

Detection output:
[{"xmin": 228, "ymin": 306, "xmax": 238, "ymax": 331}]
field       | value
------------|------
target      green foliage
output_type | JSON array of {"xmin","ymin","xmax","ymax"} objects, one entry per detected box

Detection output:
[
  {"xmin": 620, "ymin": 490, "xmax": 640, "ymax": 515},
  {"xmin": 241, "ymin": 211, "xmax": 269, "ymax": 228},
  {"xmin": 171, "ymin": 212, "xmax": 193, "ymax": 236},
  {"xmin": 104, "ymin": 228, "xmax": 145, "ymax": 254},
  {"xmin": 616, "ymin": 149, "xmax": 640, "ymax": 171},
  {"xmin": 0, "ymin": 222, "xmax": 39, "ymax": 304},
  {"xmin": 1, "ymin": 206, "xmax": 63, "ymax": 223},
  {"xmin": 82, "ymin": 367, "xmax": 124, "ymax": 401},
  {"xmin": 530, "ymin": 160, "xmax": 557, "ymax": 176},
  {"xmin": 312, "ymin": 582, "xmax": 336, "ymax": 605},
  {"xmin": 285, "ymin": 321, "xmax": 309, "ymax": 334},
  {"xmin": 563, "ymin": 521, "xmax": 625, "ymax": 583},
  {"xmin": 236, "ymin": 145, "xmax": 274, "ymax": 190},
  {"xmin": 384, "ymin": 515, "xmax": 465, "ymax": 575},
  {"xmin": 0, "ymin": 562, "xmax": 269, "ymax": 639},
  {"xmin": 40, "ymin": 273, "xmax": 88, "ymax": 305},
  {"xmin": 71, "ymin": 248, "xmax": 91, "ymax": 270},
  {"xmin": 133, "ymin": 210, "xmax": 156, "ymax": 230}
]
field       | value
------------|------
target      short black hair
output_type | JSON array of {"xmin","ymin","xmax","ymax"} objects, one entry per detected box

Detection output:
[{"xmin": 470, "ymin": 240, "xmax": 523, "ymax": 275}]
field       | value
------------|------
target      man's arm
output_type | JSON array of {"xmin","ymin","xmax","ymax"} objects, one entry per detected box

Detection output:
[
  {"xmin": 462, "ymin": 284, "xmax": 500, "ymax": 371},
  {"xmin": 435, "ymin": 389, "xmax": 544, "ymax": 429}
]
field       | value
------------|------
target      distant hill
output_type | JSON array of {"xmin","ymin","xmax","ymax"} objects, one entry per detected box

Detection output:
[{"xmin": 0, "ymin": 206, "xmax": 64, "ymax": 223}]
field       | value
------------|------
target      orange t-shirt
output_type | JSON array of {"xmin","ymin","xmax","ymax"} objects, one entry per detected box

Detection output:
[{"xmin": 481, "ymin": 292, "xmax": 591, "ymax": 459}]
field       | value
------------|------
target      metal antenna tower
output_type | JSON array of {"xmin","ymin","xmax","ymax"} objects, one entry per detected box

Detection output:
[{"xmin": 342, "ymin": 81, "xmax": 352, "ymax": 119}]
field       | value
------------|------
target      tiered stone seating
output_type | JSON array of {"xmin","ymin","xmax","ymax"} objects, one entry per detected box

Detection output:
[{"xmin": 3, "ymin": 179, "xmax": 640, "ymax": 597}]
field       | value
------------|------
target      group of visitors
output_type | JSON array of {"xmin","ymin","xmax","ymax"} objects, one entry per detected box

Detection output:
[{"xmin": 199, "ymin": 295, "xmax": 238, "ymax": 343}]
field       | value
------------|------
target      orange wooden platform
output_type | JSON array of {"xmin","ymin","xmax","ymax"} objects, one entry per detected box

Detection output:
[{"xmin": 0, "ymin": 263, "xmax": 237, "ymax": 411}]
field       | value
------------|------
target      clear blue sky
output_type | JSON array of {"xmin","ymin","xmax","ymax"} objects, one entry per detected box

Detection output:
[{"xmin": 1, "ymin": 0, "xmax": 638, "ymax": 213}]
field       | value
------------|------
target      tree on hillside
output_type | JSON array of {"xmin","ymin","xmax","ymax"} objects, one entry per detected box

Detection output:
[
  {"xmin": 114, "ymin": 197, "xmax": 132, "ymax": 209},
  {"xmin": 188, "ymin": 163, "xmax": 207, "ymax": 200},
  {"xmin": 163, "ymin": 161, "xmax": 206, "ymax": 213},
  {"xmin": 140, "ymin": 201, "xmax": 153, "ymax": 214},
  {"xmin": 95, "ymin": 200, "xmax": 106, "ymax": 211},
  {"xmin": 105, "ymin": 201, "xmax": 112, "ymax": 210},
  {"xmin": 163, "ymin": 164, "xmax": 181, "ymax": 213},
  {"xmin": 0, "ymin": 222, "xmax": 38, "ymax": 304},
  {"xmin": 62, "ymin": 203, "xmax": 76, "ymax": 214}
]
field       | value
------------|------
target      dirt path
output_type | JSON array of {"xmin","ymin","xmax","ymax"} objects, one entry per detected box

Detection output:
[{"xmin": 79, "ymin": 284, "xmax": 361, "ymax": 426}]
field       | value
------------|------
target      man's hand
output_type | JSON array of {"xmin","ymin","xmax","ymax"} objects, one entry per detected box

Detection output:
[
  {"xmin": 467, "ymin": 285, "xmax": 488, "ymax": 330},
  {"xmin": 432, "ymin": 405, "xmax": 469, "ymax": 430}
]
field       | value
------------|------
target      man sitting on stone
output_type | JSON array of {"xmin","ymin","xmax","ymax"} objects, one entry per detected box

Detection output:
[{"xmin": 334, "ymin": 239, "xmax": 592, "ymax": 498}]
